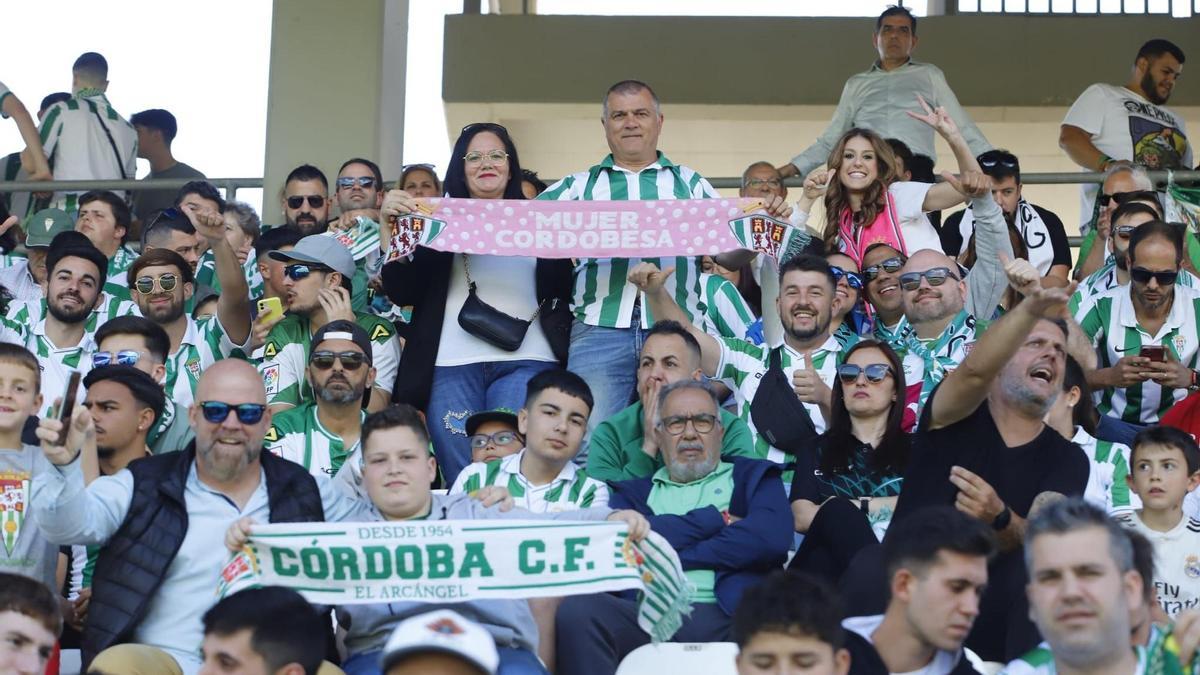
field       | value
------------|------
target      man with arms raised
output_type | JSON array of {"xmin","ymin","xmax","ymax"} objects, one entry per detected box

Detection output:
[
  {"xmin": 587, "ymin": 320, "xmax": 755, "ymax": 482},
  {"xmin": 889, "ymin": 263, "xmax": 1089, "ymax": 661},
  {"xmin": 30, "ymin": 359, "xmax": 372, "ymax": 673},
  {"xmin": 126, "ymin": 201, "xmax": 251, "ymax": 408}
]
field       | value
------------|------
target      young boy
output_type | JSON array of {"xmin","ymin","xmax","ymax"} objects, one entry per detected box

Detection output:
[
  {"xmin": 0, "ymin": 572, "xmax": 61, "ymax": 675},
  {"xmin": 1115, "ymin": 425, "xmax": 1200, "ymax": 618},
  {"xmin": 451, "ymin": 369, "xmax": 608, "ymax": 512},
  {"xmin": 732, "ymin": 570, "xmax": 851, "ymax": 675},
  {"xmin": 0, "ymin": 344, "xmax": 61, "ymax": 592},
  {"xmin": 465, "ymin": 407, "xmax": 524, "ymax": 465}
]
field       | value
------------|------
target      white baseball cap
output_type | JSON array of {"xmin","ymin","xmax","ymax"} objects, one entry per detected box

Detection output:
[{"xmin": 380, "ymin": 609, "xmax": 499, "ymax": 674}]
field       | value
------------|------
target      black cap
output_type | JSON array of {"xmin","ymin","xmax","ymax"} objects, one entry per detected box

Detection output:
[{"xmin": 311, "ymin": 320, "xmax": 373, "ymax": 364}]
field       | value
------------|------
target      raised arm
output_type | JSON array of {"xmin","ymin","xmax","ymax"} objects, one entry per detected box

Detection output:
[
  {"xmin": 2, "ymin": 90, "xmax": 52, "ymax": 181},
  {"xmin": 928, "ymin": 263, "xmax": 1077, "ymax": 430},
  {"xmin": 962, "ymin": 186, "xmax": 1016, "ymax": 319},
  {"xmin": 907, "ymin": 95, "xmax": 984, "ymax": 212},
  {"xmin": 628, "ymin": 262, "xmax": 722, "ymax": 376},
  {"xmin": 929, "ymin": 68, "xmax": 991, "ymax": 158},
  {"xmin": 194, "ymin": 208, "xmax": 251, "ymax": 345}
]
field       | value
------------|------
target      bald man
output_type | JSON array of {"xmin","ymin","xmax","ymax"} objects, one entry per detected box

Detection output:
[
  {"xmin": 32, "ymin": 359, "xmax": 371, "ymax": 674},
  {"xmin": 889, "ymin": 186, "xmax": 1015, "ymax": 417}
]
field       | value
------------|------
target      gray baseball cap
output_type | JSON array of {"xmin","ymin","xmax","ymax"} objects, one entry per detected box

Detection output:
[
  {"xmin": 268, "ymin": 234, "xmax": 355, "ymax": 280},
  {"xmin": 25, "ymin": 209, "xmax": 75, "ymax": 248}
]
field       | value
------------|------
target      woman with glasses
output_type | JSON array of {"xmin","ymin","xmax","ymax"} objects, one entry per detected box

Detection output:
[
  {"xmin": 399, "ymin": 163, "xmax": 441, "ymax": 198},
  {"xmin": 794, "ymin": 97, "xmax": 983, "ymax": 266},
  {"xmin": 788, "ymin": 340, "xmax": 909, "ymax": 579},
  {"xmin": 826, "ymin": 252, "xmax": 867, "ymax": 349},
  {"xmin": 380, "ymin": 123, "xmax": 573, "ymax": 485}
]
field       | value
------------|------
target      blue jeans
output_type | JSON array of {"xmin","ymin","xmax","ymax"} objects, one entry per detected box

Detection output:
[
  {"xmin": 565, "ymin": 317, "xmax": 647, "ymax": 465},
  {"xmin": 343, "ymin": 647, "xmax": 547, "ymax": 675},
  {"xmin": 428, "ymin": 359, "xmax": 557, "ymax": 485}
]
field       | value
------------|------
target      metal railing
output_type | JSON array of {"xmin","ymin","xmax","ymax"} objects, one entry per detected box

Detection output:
[{"xmin": 4, "ymin": 170, "xmax": 1198, "ymax": 247}]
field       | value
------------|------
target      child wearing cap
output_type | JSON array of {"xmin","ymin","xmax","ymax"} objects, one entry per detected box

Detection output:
[
  {"xmin": 381, "ymin": 609, "xmax": 499, "ymax": 675},
  {"xmin": 465, "ymin": 408, "xmax": 523, "ymax": 465}
]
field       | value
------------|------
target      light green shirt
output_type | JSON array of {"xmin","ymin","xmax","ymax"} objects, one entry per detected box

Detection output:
[{"xmin": 646, "ymin": 461, "xmax": 735, "ymax": 603}]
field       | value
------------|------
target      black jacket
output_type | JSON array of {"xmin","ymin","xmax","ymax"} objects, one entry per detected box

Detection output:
[
  {"xmin": 844, "ymin": 629, "xmax": 983, "ymax": 675},
  {"xmin": 82, "ymin": 444, "xmax": 325, "ymax": 667},
  {"xmin": 381, "ymin": 248, "xmax": 573, "ymax": 411}
]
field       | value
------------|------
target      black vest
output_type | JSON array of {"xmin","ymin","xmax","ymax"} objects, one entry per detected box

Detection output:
[{"xmin": 82, "ymin": 444, "xmax": 325, "ymax": 667}]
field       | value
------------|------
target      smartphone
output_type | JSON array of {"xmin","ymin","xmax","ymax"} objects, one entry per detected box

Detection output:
[
  {"xmin": 256, "ymin": 297, "xmax": 284, "ymax": 324},
  {"xmin": 1140, "ymin": 345, "xmax": 1166, "ymax": 362},
  {"xmin": 56, "ymin": 370, "xmax": 82, "ymax": 446}
]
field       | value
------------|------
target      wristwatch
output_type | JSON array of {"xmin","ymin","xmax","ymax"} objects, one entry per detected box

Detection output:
[{"xmin": 991, "ymin": 505, "xmax": 1012, "ymax": 531}]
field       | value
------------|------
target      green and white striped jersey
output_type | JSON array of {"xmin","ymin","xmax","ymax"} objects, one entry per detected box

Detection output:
[
  {"xmin": 22, "ymin": 320, "xmax": 93, "ymax": 418},
  {"xmin": 5, "ymin": 293, "xmax": 134, "ymax": 342},
  {"xmin": 102, "ymin": 245, "xmax": 139, "ymax": 302},
  {"xmin": 260, "ymin": 311, "xmax": 401, "ymax": 408},
  {"xmin": 1075, "ymin": 284, "xmax": 1200, "ymax": 424},
  {"xmin": 194, "ymin": 248, "xmax": 266, "ymax": 301},
  {"xmin": 716, "ymin": 335, "xmax": 841, "ymax": 465},
  {"xmin": 38, "ymin": 91, "xmax": 137, "ymax": 215},
  {"xmin": 538, "ymin": 152, "xmax": 718, "ymax": 328},
  {"xmin": 1072, "ymin": 427, "xmax": 1139, "ymax": 514},
  {"xmin": 1069, "ymin": 260, "xmax": 1200, "ymax": 315},
  {"xmin": 700, "ymin": 273, "xmax": 757, "ymax": 341},
  {"xmin": 164, "ymin": 315, "xmax": 251, "ymax": 409},
  {"xmin": 450, "ymin": 449, "xmax": 609, "ymax": 513},
  {"xmin": 264, "ymin": 402, "xmax": 363, "ymax": 478},
  {"xmin": 1002, "ymin": 624, "xmax": 1199, "ymax": 675}
]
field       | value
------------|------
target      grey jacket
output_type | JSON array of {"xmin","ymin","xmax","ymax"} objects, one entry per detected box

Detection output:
[
  {"xmin": 338, "ymin": 492, "xmax": 612, "ymax": 657},
  {"xmin": 962, "ymin": 192, "xmax": 1014, "ymax": 320}
]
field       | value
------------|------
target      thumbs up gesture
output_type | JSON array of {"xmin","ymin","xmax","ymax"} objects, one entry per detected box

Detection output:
[{"xmin": 792, "ymin": 351, "xmax": 832, "ymax": 408}]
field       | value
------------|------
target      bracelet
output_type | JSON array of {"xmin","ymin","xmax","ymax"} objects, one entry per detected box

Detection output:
[{"xmin": 1099, "ymin": 154, "xmax": 1113, "ymax": 171}]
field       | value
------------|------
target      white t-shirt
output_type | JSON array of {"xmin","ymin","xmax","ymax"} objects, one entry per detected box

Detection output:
[
  {"xmin": 1062, "ymin": 83, "xmax": 1192, "ymax": 227},
  {"xmin": 1115, "ymin": 510, "xmax": 1200, "ymax": 617},
  {"xmin": 886, "ymin": 181, "xmax": 939, "ymax": 254},
  {"xmin": 436, "ymin": 253, "xmax": 557, "ymax": 366}
]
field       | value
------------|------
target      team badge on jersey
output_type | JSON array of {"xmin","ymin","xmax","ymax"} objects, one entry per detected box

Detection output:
[
  {"xmin": 0, "ymin": 472, "xmax": 29, "ymax": 556},
  {"xmin": 1173, "ymin": 334, "xmax": 1188, "ymax": 357},
  {"xmin": 1185, "ymin": 554, "xmax": 1200, "ymax": 579},
  {"xmin": 185, "ymin": 357, "xmax": 202, "ymax": 382}
]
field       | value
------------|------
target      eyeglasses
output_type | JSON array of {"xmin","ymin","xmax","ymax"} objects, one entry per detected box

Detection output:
[
  {"xmin": 978, "ymin": 155, "xmax": 1019, "ymax": 170},
  {"xmin": 463, "ymin": 150, "xmax": 509, "ymax": 166},
  {"xmin": 336, "ymin": 177, "xmax": 377, "ymax": 190},
  {"xmin": 134, "ymin": 273, "xmax": 179, "ymax": 294},
  {"xmin": 744, "ymin": 178, "xmax": 782, "ymax": 189},
  {"xmin": 659, "ymin": 413, "xmax": 718, "ymax": 436},
  {"xmin": 310, "ymin": 350, "xmax": 367, "ymax": 371},
  {"xmin": 1114, "ymin": 225, "xmax": 1137, "ymax": 239},
  {"xmin": 863, "ymin": 256, "xmax": 906, "ymax": 281},
  {"xmin": 830, "ymin": 266, "xmax": 863, "ymax": 290},
  {"xmin": 899, "ymin": 267, "xmax": 960, "ymax": 291},
  {"xmin": 1129, "ymin": 267, "xmax": 1178, "ymax": 286},
  {"xmin": 286, "ymin": 195, "xmax": 326, "ymax": 209},
  {"xmin": 92, "ymin": 350, "xmax": 141, "ymax": 368},
  {"xmin": 837, "ymin": 363, "xmax": 892, "ymax": 384},
  {"xmin": 199, "ymin": 401, "xmax": 267, "ymax": 425},
  {"xmin": 283, "ymin": 264, "xmax": 328, "ymax": 281},
  {"xmin": 1099, "ymin": 190, "xmax": 1160, "ymax": 208},
  {"xmin": 470, "ymin": 431, "xmax": 520, "ymax": 449}
]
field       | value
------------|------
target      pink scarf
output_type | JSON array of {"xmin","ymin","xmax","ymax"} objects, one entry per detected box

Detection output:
[{"xmin": 837, "ymin": 191, "xmax": 906, "ymax": 266}]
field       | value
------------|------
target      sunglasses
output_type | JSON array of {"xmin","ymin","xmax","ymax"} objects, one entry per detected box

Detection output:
[
  {"xmin": 470, "ymin": 431, "xmax": 520, "ymax": 449},
  {"xmin": 899, "ymin": 267, "xmax": 960, "ymax": 291},
  {"xmin": 134, "ymin": 273, "xmax": 179, "ymax": 294},
  {"xmin": 1099, "ymin": 190, "xmax": 1160, "ymax": 208},
  {"xmin": 863, "ymin": 256, "xmax": 906, "ymax": 281},
  {"xmin": 402, "ymin": 162, "xmax": 437, "ymax": 173},
  {"xmin": 310, "ymin": 350, "xmax": 367, "ymax": 371},
  {"xmin": 336, "ymin": 177, "xmax": 377, "ymax": 190},
  {"xmin": 283, "ymin": 264, "xmax": 328, "ymax": 281},
  {"xmin": 1129, "ymin": 267, "xmax": 1178, "ymax": 286},
  {"xmin": 978, "ymin": 155, "xmax": 1019, "ymax": 170},
  {"xmin": 461, "ymin": 122, "xmax": 509, "ymax": 134},
  {"xmin": 837, "ymin": 363, "xmax": 892, "ymax": 384},
  {"xmin": 92, "ymin": 350, "xmax": 141, "ymax": 368},
  {"xmin": 831, "ymin": 266, "xmax": 863, "ymax": 290},
  {"xmin": 286, "ymin": 195, "xmax": 326, "ymax": 209},
  {"xmin": 200, "ymin": 401, "xmax": 267, "ymax": 425},
  {"xmin": 659, "ymin": 413, "xmax": 718, "ymax": 436},
  {"xmin": 1114, "ymin": 225, "xmax": 1137, "ymax": 239}
]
